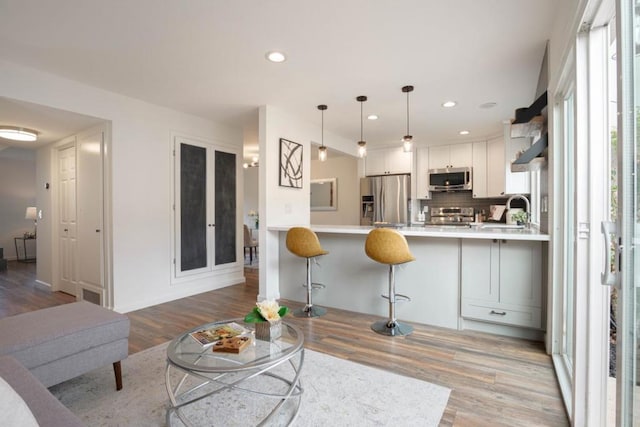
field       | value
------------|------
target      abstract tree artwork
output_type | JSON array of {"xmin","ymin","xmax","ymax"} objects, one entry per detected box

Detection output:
[{"xmin": 279, "ymin": 138, "xmax": 303, "ymax": 188}]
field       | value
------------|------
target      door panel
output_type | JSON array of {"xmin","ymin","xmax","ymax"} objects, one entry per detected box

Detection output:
[
  {"xmin": 77, "ymin": 130, "xmax": 104, "ymax": 293},
  {"xmin": 58, "ymin": 145, "xmax": 77, "ymax": 296},
  {"xmin": 179, "ymin": 142, "xmax": 208, "ymax": 273},
  {"xmin": 214, "ymin": 150, "xmax": 236, "ymax": 265},
  {"xmin": 174, "ymin": 138, "xmax": 238, "ymax": 279}
]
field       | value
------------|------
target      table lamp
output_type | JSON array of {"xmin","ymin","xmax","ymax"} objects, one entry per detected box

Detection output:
[{"xmin": 25, "ymin": 206, "xmax": 37, "ymax": 238}]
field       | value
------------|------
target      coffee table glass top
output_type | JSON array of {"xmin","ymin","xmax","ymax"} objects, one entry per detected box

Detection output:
[{"xmin": 167, "ymin": 318, "xmax": 304, "ymax": 373}]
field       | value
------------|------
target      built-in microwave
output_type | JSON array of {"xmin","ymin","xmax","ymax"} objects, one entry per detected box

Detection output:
[{"xmin": 428, "ymin": 167, "xmax": 472, "ymax": 192}]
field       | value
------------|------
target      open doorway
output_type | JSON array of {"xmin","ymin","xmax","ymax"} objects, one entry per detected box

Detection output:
[{"xmin": 0, "ymin": 97, "xmax": 109, "ymax": 306}]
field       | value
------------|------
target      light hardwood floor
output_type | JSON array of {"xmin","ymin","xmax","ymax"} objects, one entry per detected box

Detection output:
[{"xmin": 0, "ymin": 261, "xmax": 569, "ymax": 426}]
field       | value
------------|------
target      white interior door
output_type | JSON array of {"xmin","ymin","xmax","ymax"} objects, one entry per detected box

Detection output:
[
  {"xmin": 58, "ymin": 144, "xmax": 77, "ymax": 296},
  {"xmin": 76, "ymin": 129, "xmax": 104, "ymax": 301}
]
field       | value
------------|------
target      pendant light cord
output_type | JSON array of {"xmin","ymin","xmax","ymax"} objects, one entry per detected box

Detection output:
[
  {"xmin": 406, "ymin": 90, "xmax": 410, "ymax": 135},
  {"xmin": 321, "ymin": 108, "xmax": 324, "ymax": 147},
  {"xmin": 360, "ymin": 101, "xmax": 363, "ymax": 140}
]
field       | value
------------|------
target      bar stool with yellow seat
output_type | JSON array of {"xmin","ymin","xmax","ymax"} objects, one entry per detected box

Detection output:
[
  {"xmin": 365, "ymin": 228, "xmax": 415, "ymax": 336},
  {"xmin": 286, "ymin": 227, "xmax": 329, "ymax": 317}
]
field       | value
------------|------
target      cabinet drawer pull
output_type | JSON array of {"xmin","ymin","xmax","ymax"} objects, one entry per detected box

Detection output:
[{"xmin": 490, "ymin": 310, "xmax": 507, "ymax": 316}]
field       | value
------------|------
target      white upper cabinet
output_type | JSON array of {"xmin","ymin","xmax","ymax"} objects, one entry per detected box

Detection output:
[
  {"xmin": 486, "ymin": 125, "xmax": 530, "ymax": 197},
  {"xmin": 415, "ymin": 147, "xmax": 430, "ymax": 199},
  {"xmin": 365, "ymin": 147, "xmax": 412, "ymax": 175},
  {"xmin": 428, "ymin": 143, "xmax": 472, "ymax": 169},
  {"xmin": 471, "ymin": 141, "xmax": 487, "ymax": 198}
]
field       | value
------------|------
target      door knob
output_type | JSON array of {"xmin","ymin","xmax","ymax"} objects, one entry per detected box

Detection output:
[{"xmin": 64, "ymin": 228, "xmax": 68, "ymax": 232}]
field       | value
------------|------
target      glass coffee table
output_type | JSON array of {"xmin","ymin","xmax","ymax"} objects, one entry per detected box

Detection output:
[{"xmin": 165, "ymin": 319, "xmax": 304, "ymax": 426}]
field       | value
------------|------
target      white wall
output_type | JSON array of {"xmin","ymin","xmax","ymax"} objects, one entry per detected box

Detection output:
[
  {"xmin": 0, "ymin": 60, "xmax": 243, "ymax": 312},
  {"xmin": 243, "ymin": 166, "xmax": 259, "ymax": 229},
  {"xmin": 0, "ymin": 148, "xmax": 36, "ymax": 260},
  {"xmin": 311, "ymin": 155, "xmax": 360, "ymax": 225},
  {"xmin": 548, "ymin": 0, "xmax": 587, "ymax": 93},
  {"xmin": 258, "ymin": 105, "xmax": 355, "ymax": 301},
  {"xmin": 35, "ymin": 142, "xmax": 55, "ymax": 285}
]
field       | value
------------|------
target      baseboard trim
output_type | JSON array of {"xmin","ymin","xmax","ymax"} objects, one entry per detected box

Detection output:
[{"xmin": 35, "ymin": 279, "xmax": 52, "ymax": 292}]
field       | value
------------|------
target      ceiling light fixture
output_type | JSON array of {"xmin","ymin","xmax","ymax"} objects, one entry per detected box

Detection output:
[
  {"xmin": 367, "ymin": 114, "xmax": 378, "ymax": 120},
  {"xmin": 317, "ymin": 104, "xmax": 328, "ymax": 162},
  {"xmin": 266, "ymin": 51, "xmax": 286, "ymax": 63},
  {"xmin": 401, "ymin": 85, "xmax": 414, "ymax": 152},
  {"xmin": 0, "ymin": 126, "xmax": 38, "ymax": 142},
  {"xmin": 459, "ymin": 130, "xmax": 470, "ymax": 135},
  {"xmin": 479, "ymin": 102, "xmax": 497, "ymax": 109},
  {"xmin": 442, "ymin": 101, "xmax": 457, "ymax": 108},
  {"xmin": 356, "ymin": 96, "xmax": 367, "ymax": 158},
  {"xmin": 243, "ymin": 155, "xmax": 259, "ymax": 169}
]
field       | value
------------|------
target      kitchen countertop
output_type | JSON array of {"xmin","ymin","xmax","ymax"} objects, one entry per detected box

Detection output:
[{"xmin": 269, "ymin": 224, "xmax": 550, "ymax": 241}]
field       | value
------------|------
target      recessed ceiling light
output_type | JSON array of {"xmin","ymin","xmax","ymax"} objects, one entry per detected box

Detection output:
[
  {"xmin": 459, "ymin": 130, "xmax": 470, "ymax": 135},
  {"xmin": 0, "ymin": 126, "xmax": 38, "ymax": 141},
  {"xmin": 367, "ymin": 114, "xmax": 378, "ymax": 120},
  {"xmin": 479, "ymin": 102, "xmax": 497, "ymax": 109},
  {"xmin": 266, "ymin": 51, "xmax": 286, "ymax": 63},
  {"xmin": 442, "ymin": 101, "xmax": 457, "ymax": 108}
]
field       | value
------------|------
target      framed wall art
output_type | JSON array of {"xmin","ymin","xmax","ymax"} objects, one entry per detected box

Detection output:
[{"xmin": 279, "ymin": 138, "xmax": 303, "ymax": 188}]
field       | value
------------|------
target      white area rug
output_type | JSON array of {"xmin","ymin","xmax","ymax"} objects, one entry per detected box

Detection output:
[{"xmin": 50, "ymin": 342, "xmax": 450, "ymax": 426}]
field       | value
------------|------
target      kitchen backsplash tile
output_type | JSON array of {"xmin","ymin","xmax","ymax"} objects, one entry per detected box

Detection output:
[{"xmin": 417, "ymin": 191, "xmax": 529, "ymax": 222}]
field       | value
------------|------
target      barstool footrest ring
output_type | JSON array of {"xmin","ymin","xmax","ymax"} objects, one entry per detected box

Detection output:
[
  {"xmin": 380, "ymin": 294, "xmax": 411, "ymax": 302},
  {"xmin": 301, "ymin": 282, "xmax": 326, "ymax": 290}
]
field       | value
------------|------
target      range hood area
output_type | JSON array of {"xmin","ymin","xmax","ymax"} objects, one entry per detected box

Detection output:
[
  {"xmin": 510, "ymin": 91, "xmax": 548, "ymax": 172},
  {"xmin": 510, "ymin": 42, "xmax": 549, "ymax": 173}
]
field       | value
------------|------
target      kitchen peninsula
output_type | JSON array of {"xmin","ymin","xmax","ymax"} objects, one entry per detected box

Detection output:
[{"xmin": 273, "ymin": 225, "xmax": 549, "ymax": 340}]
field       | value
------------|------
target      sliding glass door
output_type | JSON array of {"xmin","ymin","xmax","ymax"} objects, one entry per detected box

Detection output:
[{"xmin": 615, "ymin": 0, "xmax": 639, "ymax": 424}]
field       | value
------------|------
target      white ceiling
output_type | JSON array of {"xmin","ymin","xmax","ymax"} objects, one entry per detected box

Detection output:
[
  {"xmin": 0, "ymin": 1, "xmax": 555, "ymax": 161},
  {"xmin": 0, "ymin": 97, "xmax": 104, "ymax": 151}
]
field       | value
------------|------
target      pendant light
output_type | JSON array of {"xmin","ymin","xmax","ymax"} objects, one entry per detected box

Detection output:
[
  {"xmin": 357, "ymin": 95, "xmax": 367, "ymax": 158},
  {"xmin": 317, "ymin": 104, "xmax": 328, "ymax": 162},
  {"xmin": 402, "ymin": 85, "xmax": 414, "ymax": 152}
]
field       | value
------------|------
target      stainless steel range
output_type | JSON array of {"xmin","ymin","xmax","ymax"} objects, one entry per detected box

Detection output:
[{"xmin": 427, "ymin": 207, "xmax": 474, "ymax": 226}]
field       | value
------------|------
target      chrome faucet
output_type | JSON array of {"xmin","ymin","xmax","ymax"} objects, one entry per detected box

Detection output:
[{"xmin": 506, "ymin": 194, "xmax": 530, "ymax": 226}]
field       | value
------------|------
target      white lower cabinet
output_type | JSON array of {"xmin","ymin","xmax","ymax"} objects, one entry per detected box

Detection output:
[{"xmin": 461, "ymin": 239, "xmax": 542, "ymax": 329}]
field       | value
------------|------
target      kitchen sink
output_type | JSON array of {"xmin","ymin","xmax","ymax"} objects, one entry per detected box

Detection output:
[{"xmin": 480, "ymin": 223, "xmax": 525, "ymax": 229}]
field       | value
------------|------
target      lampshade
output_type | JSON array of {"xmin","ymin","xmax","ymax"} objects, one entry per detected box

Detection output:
[
  {"xmin": 25, "ymin": 207, "xmax": 37, "ymax": 220},
  {"xmin": 0, "ymin": 126, "xmax": 38, "ymax": 142}
]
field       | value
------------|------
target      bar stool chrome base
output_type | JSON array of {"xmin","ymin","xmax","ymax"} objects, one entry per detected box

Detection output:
[
  {"xmin": 371, "ymin": 320, "xmax": 413, "ymax": 336},
  {"xmin": 294, "ymin": 305, "xmax": 327, "ymax": 318}
]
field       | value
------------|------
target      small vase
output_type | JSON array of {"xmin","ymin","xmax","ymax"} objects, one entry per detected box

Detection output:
[
  {"xmin": 254, "ymin": 319, "xmax": 281, "ymax": 341},
  {"xmin": 255, "ymin": 219, "xmax": 259, "ymax": 229}
]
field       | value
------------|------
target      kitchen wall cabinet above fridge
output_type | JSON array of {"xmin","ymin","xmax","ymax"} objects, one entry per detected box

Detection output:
[
  {"xmin": 428, "ymin": 143, "xmax": 472, "ymax": 169},
  {"xmin": 364, "ymin": 146, "xmax": 412, "ymax": 176}
]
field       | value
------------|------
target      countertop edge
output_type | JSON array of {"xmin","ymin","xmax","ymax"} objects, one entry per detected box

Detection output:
[{"xmin": 268, "ymin": 224, "xmax": 550, "ymax": 242}]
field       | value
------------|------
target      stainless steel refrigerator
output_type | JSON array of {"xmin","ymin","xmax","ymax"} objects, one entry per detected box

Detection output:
[{"xmin": 360, "ymin": 174, "xmax": 411, "ymax": 226}]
